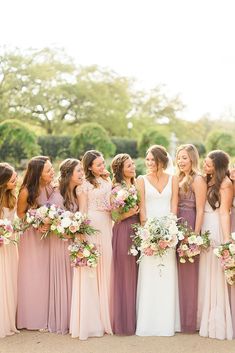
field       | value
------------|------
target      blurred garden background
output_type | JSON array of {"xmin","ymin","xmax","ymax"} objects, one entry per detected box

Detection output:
[{"xmin": 1, "ymin": 47, "xmax": 235, "ymax": 175}]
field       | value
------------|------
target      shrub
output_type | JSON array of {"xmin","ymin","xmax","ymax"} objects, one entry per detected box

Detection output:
[{"xmin": 111, "ymin": 137, "xmax": 138, "ymax": 158}]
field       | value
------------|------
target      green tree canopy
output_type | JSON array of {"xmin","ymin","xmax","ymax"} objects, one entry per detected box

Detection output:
[
  {"xmin": 138, "ymin": 128, "xmax": 169, "ymax": 157},
  {"xmin": 70, "ymin": 122, "xmax": 116, "ymax": 159},
  {"xmin": 0, "ymin": 119, "xmax": 41, "ymax": 165},
  {"xmin": 205, "ymin": 130, "xmax": 235, "ymax": 155}
]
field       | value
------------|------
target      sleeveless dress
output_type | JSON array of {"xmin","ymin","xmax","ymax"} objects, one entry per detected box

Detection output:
[
  {"xmin": 230, "ymin": 196, "xmax": 235, "ymax": 338},
  {"xmin": 136, "ymin": 175, "xmax": 180, "ymax": 336},
  {"xmin": 112, "ymin": 211, "xmax": 139, "ymax": 335},
  {"xmin": 48, "ymin": 189, "xmax": 72, "ymax": 334},
  {"xmin": 177, "ymin": 182, "xmax": 199, "ymax": 333},
  {"xmin": 197, "ymin": 201, "xmax": 233, "ymax": 340},
  {"xmin": 0, "ymin": 207, "xmax": 19, "ymax": 338},
  {"xmin": 17, "ymin": 185, "xmax": 53, "ymax": 330},
  {"xmin": 70, "ymin": 178, "xmax": 113, "ymax": 337}
]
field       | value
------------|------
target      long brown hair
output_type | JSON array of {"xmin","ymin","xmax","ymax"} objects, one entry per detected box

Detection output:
[
  {"xmin": 82, "ymin": 150, "xmax": 107, "ymax": 187},
  {"xmin": 111, "ymin": 153, "xmax": 135, "ymax": 185},
  {"xmin": 206, "ymin": 150, "xmax": 230, "ymax": 210},
  {"xmin": 0, "ymin": 163, "xmax": 16, "ymax": 217},
  {"xmin": 20, "ymin": 156, "xmax": 50, "ymax": 207},
  {"xmin": 146, "ymin": 145, "xmax": 169, "ymax": 170},
  {"xmin": 59, "ymin": 158, "xmax": 80, "ymax": 211},
  {"xmin": 176, "ymin": 144, "xmax": 200, "ymax": 193}
]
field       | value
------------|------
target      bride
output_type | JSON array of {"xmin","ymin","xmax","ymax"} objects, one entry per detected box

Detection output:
[{"xmin": 136, "ymin": 145, "xmax": 180, "ymax": 336}]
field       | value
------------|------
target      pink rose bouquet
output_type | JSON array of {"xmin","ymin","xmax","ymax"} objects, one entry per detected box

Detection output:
[
  {"xmin": 110, "ymin": 183, "xmax": 139, "ymax": 221},
  {"xmin": 0, "ymin": 218, "xmax": 18, "ymax": 246},
  {"xmin": 68, "ymin": 238, "xmax": 100, "ymax": 268}
]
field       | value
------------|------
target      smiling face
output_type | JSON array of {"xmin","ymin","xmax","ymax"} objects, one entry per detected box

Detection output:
[
  {"xmin": 40, "ymin": 160, "xmax": 54, "ymax": 184},
  {"xmin": 203, "ymin": 157, "xmax": 214, "ymax": 175},
  {"xmin": 6, "ymin": 170, "xmax": 18, "ymax": 190},
  {"xmin": 90, "ymin": 156, "xmax": 106, "ymax": 177},
  {"xmin": 123, "ymin": 158, "xmax": 136, "ymax": 180},
  {"xmin": 177, "ymin": 149, "xmax": 192, "ymax": 174},
  {"xmin": 145, "ymin": 152, "xmax": 159, "ymax": 173},
  {"xmin": 70, "ymin": 162, "xmax": 84, "ymax": 186}
]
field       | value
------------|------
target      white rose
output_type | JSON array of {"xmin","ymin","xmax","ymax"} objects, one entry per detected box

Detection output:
[
  {"xmin": 231, "ymin": 232, "xmax": 235, "ymax": 241},
  {"xmin": 188, "ymin": 235, "xmax": 197, "ymax": 244},
  {"xmin": 83, "ymin": 248, "xmax": 91, "ymax": 257},
  {"xmin": 196, "ymin": 236, "xmax": 204, "ymax": 246},
  {"xmin": 178, "ymin": 231, "xmax": 184, "ymax": 241},
  {"xmin": 169, "ymin": 224, "xmax": 178, "ymax": 235},
  {"xmin": 130, "ymin": 248, "xmax": 138, "ymax": 256},
  {"xmin": 229, "ymin": 243, "xmax": 235, "ymax": 255},
  {"xmin": 61, "ymin": 217, "xmax": 72, "ymax": 228}
]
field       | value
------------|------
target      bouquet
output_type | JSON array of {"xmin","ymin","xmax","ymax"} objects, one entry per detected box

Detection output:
[
  {"xmin": 110, "ymin": 183, "xmax": 139, "ymax": 221},
  {"xmin": 213, "ymin": 232, "xmax": 235, "ymax": 285},
  {"xmin": 0, "ymin": 218, "xmax": 18, "ymax": 246},
  {"xmin": 24, "ymin": 204, "xmax": 62, "ymax": 238},
  {"xmin": 129, "ymin": 213, "xmax": 183, "ymax": 262},
  {"xmin": 50, "ymin": 210, "xmax": 97, "ymax": 240},
  {"xmin": 177, "ymin": 222, "xmax": 210, "ymax": 263},
  {"xmin": 68, "ymin": 238, "xmax": 100, "ymax": 268}
]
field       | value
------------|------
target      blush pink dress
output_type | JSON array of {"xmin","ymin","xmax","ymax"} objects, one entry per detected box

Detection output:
[
  {"xmin": 17, "ymin": 185, "xmax": 53, "ymax": 330},
  {"xmin": 0, "ymin": 207, "xmax": 19, "ymax": 338},
  {"xmin": 230, "ymin": 197, "xmax": 235, "ymax": 338}
]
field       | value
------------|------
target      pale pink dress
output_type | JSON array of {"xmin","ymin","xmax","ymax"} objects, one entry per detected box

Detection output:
[
  {"xmin": 48, "ymin": 189, "xmax": 72, "ymax": 334},
  {"xmin": 0, "ymin": 207, "xmax": 18, "ymax": 338},
  {"xmin": 197, "ymin": 201, "xmax": 233, "ymax": 340},
  {"xmin": 230, "ymin": 197, "xmax": 235, "ymax": 338},
  {"xmin": 17, "ymin": 185, "xmax": 53, "ymax": 330},
  {"xmin": 70, "ymin": 178, "xmax": 112, "ymax": 339}
]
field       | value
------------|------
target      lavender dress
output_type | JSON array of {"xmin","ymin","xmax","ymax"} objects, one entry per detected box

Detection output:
[
  {"xmin": 17, "ymin": 185, "xmax": 53, "ymax": 330},
  {"xmin": 177, "ymin": 183, "xmax": 199, "ymax": 333},
  {"xmin": 112, "ymin": 214, "xmax": 139, "ymax": 335},
  {"xmin": 48, "ymin": 189, "xmax": 73, "ymax": 334}
]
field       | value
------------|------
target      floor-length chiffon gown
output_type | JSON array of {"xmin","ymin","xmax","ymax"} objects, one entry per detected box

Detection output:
[
  {"xmin": 230, "ymin": 197, "xmax": 235, "ymax": 338},
  {"xmin": 0, "ymin": 208, "xmax": 18, "ymax": 338},
  {"xmin": 17, "ymin": 185, "xmax": 53, "ymax": 330},
  {"xmin": 136, "ymin": 175, "xmax": 180, "ymax": 336},
  {"xmin": 177, "ymin": 182, "xmax": 199, "ymax": 333},
  {"xmin": 197, "ymin": 201, "xmax": 233, "ymax": 340}
]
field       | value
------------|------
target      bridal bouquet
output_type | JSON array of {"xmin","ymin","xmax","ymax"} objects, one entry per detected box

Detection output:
[
  {"xmin": 177, "ymin": 222, "xmax": 210, "ymax": 263},
  {"xmin": 68, "ymin": 238, "xmax": 100, "ymax": 268},
  {"xmin": 24, "ymin": 204, "xmax": 62, "ymax": 238},
  {"xmin": 110, "ymin": 183, "xmax": 139, "ymax": 221},
  {"xmin": 50, "ymin": 210, "xmax": 97, "ymax": 240},
  {"xmin": 213, "ymin": 233, "xmax": 235, "ymax": 285},
  {"xmin": 0, "ymin": 218, "xmax": 18, "ymax": 246},
  {"xmin": 129, "ymin": 213, "xmax": 183, "ymax": 262}
]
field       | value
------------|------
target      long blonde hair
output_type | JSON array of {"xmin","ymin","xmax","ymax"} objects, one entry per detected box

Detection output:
[
  {"xmin": 176, "ymin": 144, "xmax": 200, "ymax": 193},
  {"xmin": 0, "ymin": 163, "xmax": 16, "ymax": 217}
]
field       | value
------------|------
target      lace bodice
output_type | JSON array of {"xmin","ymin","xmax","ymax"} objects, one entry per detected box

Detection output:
[
  {"xmin": 143, "ymin": 174, "xmax": 172, "ymax": 218},
  {"xmin": 82, "ymin": 178, "xmax": 112, "ymax": 212}
]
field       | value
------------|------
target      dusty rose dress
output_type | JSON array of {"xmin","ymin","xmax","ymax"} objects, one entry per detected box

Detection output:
[
  {"xmin": 197, "ymin": 201, "xmax": 233, "ymax": 340},
  {"xmin": 0, "ymin": 208, "xmax": 18, "ymax": 338},
  {"xmin": 17, "ymin": 185, "xmax": 53, "ymax": 330},
  {"xmin": 230, "ymin": 197, "xmax": 235, "ymax": 338},
  {"xmin": 48, "ymin": 189, "xmax": 72, "ymax": 334},
  {"xmin": 111, "ymin": 213, "xmax": 139, "ymax": 335},
  {"xmin": 82, "ymin": 178, "xmax": 113, "ymax": 334},
  {"xmin": 177, "ymin": 183, "xmax": 199, "ymax": 333}
]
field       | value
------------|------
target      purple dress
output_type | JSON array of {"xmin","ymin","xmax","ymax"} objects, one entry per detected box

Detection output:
[
  {"xmin": 177, "ymin": 183, "xmax": 199, "ymax": 333},
  {"xmin": 48, "ymin": 189, "xmax": 73, "ymax": 334},
  {"xmin": 17, "ymin": 185, "xmax": 53, "ymax": 330},
  {"xmin": 111, "ymin": 214, "xmax": 139, "ymax": 335}
]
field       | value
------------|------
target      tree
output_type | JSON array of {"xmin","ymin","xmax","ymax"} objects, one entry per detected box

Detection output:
[
  {"xmin": 0, "ymin": 119, "xmax": 41, "ymax": 165},
  {"xmin": 205, "ymin": 130, "xmax": 235, "ymax": 156},
  {"xmin": 70, "ymin": 123, "xmax": 116, "ymax": 159},
  {"xmin": 138, "ymin": 128, "xmax": 169, "ymax": 157}
]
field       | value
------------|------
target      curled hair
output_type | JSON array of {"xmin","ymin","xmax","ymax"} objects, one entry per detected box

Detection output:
[
  {"xmin": 82, "ymin": 150, "xmax": 107, "ymax": 187},
  {"xmin": 146, "ymin": 145, "xmax": 169, "ymax": 170},
  {"xmin": 59, "ymin": 158, "xmax": 80, "ymax": 211},
  {"xmin": 176, "ymin": 144, "xmax": 200, "ymax": 193},
  {"xmin": 206, "ymin": 150, "xmax": 230, "ymax": 210},
  {"xmin": 111, "ymin": 153, "xmax": 134, "ymax": 185},
  {"xmin": 20, "ymin": 156, "xmax": 50, "ymax": 207},
  {"xmin": 0, "ymin": 163, "xmax": 16, "ymax": 217}
]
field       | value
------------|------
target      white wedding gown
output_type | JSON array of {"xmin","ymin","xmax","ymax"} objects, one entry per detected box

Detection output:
[{"xmin": 136, "ymin": 175, "xmax": 180, "ymax": 336}]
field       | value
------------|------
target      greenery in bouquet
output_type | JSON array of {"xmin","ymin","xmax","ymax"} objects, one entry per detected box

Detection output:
[
  {"xmin": 110, "ymin": 183, "xmax": 139, "ymax": 222},
  {"xmin": 213, "ymin": 233, "xmax": 235, "ymax": 285},
  {"xmin": 68, "ymin": 238, "xmax": 100, "ymax": 268}
]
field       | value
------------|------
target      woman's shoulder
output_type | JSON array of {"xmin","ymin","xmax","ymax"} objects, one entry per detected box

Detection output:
[{"xmin": 221, "ymin": 176, "xmax": 233, "ymax": 190}]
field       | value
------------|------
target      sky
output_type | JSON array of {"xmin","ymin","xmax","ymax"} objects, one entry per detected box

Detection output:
[{"xmin": 1, "ymin": 0, "xmax": 235, "ymax": 121}]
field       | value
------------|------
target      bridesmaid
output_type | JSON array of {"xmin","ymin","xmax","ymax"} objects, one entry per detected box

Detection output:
[
  {"xmin": 81, "ymin": 150, "xmax": 113, "ymax": 334},
  {"xmin": 17, "ymin": 156, "xmax": 54, "ymax": 330},
  {"xmin": 111, "ymin": 153, "xmax": 139, "ymax": 335},
  {"xmin": 0, "ymin": 163, "xmax": 18, "ymax": 338},
  {"xmin": 198, "ymin": 150, "xmax": 233, "ymax": 340},
  {"xmin": 230, "ymin": 166, "xmax": 235, "ymax": 337},
  {"xmin": 176, "ymin": 144, "xmax": 206, "ymax": 333},
  {"xmin": 48, "ymin": 159, "xmax": 79, "ymax": 334},
  {"xmin": 69, "ymin": 158, "xmax": 104, "ymax": 340}
]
